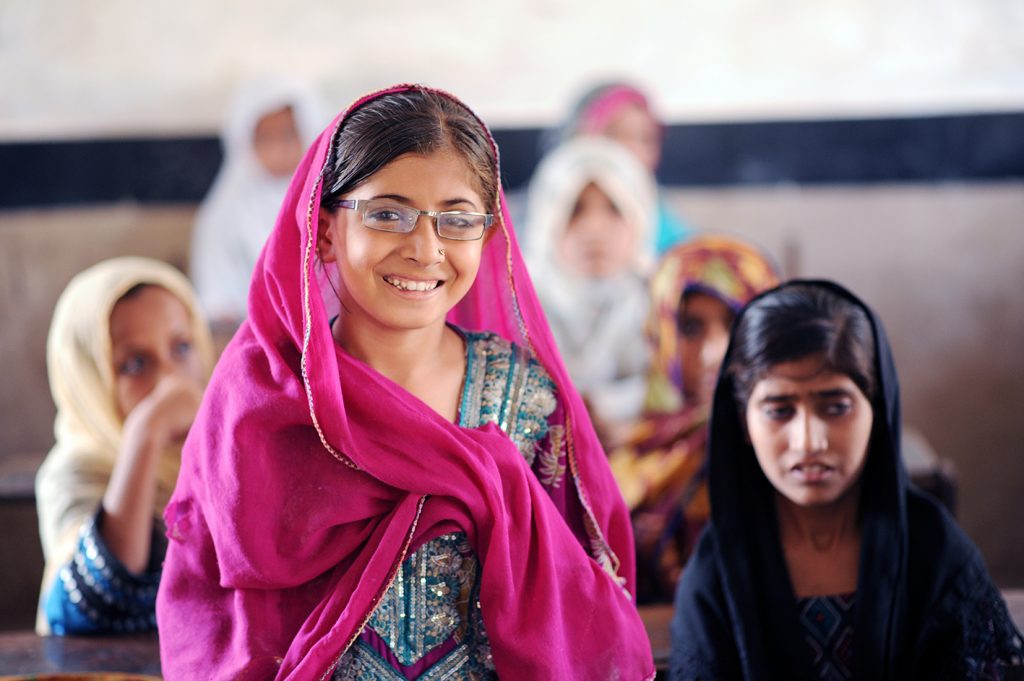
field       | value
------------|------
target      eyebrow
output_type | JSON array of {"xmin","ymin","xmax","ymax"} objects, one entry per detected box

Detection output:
[
  {"xmin": 111, "ymin": 329, "xmax": 192, "ymax": 354},
  {"xmin": 370, "ymin": 194, "xmax": 480, "ymax": 210},
  {"xmin": 758, "ymin": 388, "xmax": 854, "ymax": 404},
  {"xmin": 111, "ymin": 344, "xmax": 149, "ymax": 358}
]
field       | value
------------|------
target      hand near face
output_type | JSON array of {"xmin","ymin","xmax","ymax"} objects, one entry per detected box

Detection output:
[
  {"xmin": 104, "ymin": 355, "xmax": 204, "ymax": 575},
  {"xmin": 109, "ymin": 284, "xmax": 205, "ymax": 453},
  {"xmin": 121, "ymin": 373, "xmax": 204, "ymax": 454}
]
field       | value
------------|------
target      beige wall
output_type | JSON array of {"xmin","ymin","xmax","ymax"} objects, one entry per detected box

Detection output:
[
  {"xmin": 3, "ymin": 0, "xmax": 1023, "ymax": 138},
  {"xmin": 1, "ymin": 181, "xmax": 1022, "ymax": 587}
]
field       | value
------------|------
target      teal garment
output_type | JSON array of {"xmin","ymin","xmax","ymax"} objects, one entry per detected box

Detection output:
[
  {"xmin": 655, "ymin": 195, "xmax": 693, "ymax": 254},
  {"xmin": 336, "ymin": 533, "xmax": 493, "ymax": 680},
  {"xmin": 334, "ymin": 331, "xmax": 565, "ymax": 680}
]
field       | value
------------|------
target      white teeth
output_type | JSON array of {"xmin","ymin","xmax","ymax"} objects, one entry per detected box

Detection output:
[{"xmin": 383, "ymin": 275, "xmax": 440, "ymax": 292}]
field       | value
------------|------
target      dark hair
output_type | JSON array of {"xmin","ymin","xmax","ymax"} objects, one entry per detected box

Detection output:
[
  {"xmin": 320, "ymin": 89, "xmax": 498, "ymax": 213},
  {"xmin": 728, "ymin": 284, "xmax": 877, "ymax": 409},
  {"xmin": 117, "ymin": 282, "xmax": 152, "ymax": 303}
]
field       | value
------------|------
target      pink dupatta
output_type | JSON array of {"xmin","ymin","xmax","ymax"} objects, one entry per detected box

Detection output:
[{"xmin": 156, "ymin": 85, "xmax": 654, "ymax": 680}]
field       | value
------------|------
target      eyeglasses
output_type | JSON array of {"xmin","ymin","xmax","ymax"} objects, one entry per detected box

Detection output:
[{"xmin": 333, "ymin": 198, "xmax": 494, "ymax": 241}]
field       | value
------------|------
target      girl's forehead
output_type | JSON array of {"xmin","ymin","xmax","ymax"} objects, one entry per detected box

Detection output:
[
  {"xmin": 110, "ymin": 286, "xmax": 190, "ymax": 338},
  {"xmin": 359, "ymin": 150, "xmax": 488, "ymax": 203},
  {"xmin": 753, "ymin": 362, "xmax": 859, "ymax": 395},
  {"xmin": 369, "ymin": 150, "xmax": 474, "ymax": 182}
]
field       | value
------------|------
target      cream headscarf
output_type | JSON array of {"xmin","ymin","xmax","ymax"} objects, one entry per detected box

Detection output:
[
  {"xmin": 524, "ymin": 137, "xmax": 658, "ymax": 423},
  {"xmin": 35, "ymin": 257, "xmax": 213, "ymax": 630},
  {"xmin": 524, "ymin": 135, "xmax": 657, "ymax": 275}
]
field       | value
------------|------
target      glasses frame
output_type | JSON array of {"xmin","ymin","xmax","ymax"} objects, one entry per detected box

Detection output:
[{"xmin": 333, "ymin": 198, "xmax": 494, "ymax": 242}]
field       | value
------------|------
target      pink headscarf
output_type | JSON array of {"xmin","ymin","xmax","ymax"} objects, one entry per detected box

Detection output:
[
  {"xmin": 578, "ymin": 84, "xmax": 659, "ymax": 137},
  {"xmin": 157, "ymin": 85, "xmax": 654, "ymax": 680}
]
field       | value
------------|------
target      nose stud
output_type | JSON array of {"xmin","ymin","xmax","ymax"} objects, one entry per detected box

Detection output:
[{"xmin": 438, "ymin": 248, "xmax": 446, "ymax": 257}]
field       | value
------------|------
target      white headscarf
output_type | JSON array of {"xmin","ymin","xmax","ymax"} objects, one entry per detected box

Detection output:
[
  {"xmin": 190, "ymin": 77, "xmax": 324, "ymax": 320},
  {"xmin": 523, "ymin": 137, "xmax": 658, "ymax": 423},
  {"xmin": 36, "ymin": 257, "xmax": 214, "ymax": 629}
]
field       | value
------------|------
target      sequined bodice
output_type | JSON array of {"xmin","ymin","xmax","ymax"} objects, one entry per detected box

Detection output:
[{"xmin": 334, "ymin": 331, "xmax": 562, "ymax": 680}]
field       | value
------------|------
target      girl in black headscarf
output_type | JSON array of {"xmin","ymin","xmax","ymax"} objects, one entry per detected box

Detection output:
[{"xmin": 671, "ymin": 280, "xmax": 1023, "ymax": 680}]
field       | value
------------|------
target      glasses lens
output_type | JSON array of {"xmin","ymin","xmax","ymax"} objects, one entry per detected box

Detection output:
[
  {"xmin": 437, "ymin": 212, "xmax": 487, "ymax": 240},
  {"xmin": 363, "ymin": 201, "xmax": 416, "ymax": 233}
]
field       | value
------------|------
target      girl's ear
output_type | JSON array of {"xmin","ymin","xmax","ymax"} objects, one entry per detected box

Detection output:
[{"xmin": 318, "ymin": 207, "xmax": 338, "ymax": 263}]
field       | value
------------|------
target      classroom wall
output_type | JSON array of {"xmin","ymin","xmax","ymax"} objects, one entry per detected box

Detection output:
[
  {"xmin": 2, "ymin": 0, "xmax": 1023, "ymax": 138},
  {"xmin": 2, "ymin": 182, "xmax": 1022, "ymax": 588}
]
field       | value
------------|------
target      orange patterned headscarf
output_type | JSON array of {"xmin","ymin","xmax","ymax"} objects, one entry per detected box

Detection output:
[{"xmin": 644, "ymin": 235, "xmax": 780, "ymax": 415}]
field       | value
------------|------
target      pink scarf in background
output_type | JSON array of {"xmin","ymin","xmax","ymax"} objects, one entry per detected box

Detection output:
[
  {"xmin": 157, "ymin": 85, "xmax": 654, "ymax": 680},
  {"xmin": 578, "ymin": 84, "xmax": 659, "ymax": 137}
]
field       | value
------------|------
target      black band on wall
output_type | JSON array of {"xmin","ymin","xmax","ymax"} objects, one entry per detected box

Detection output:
[{"xmin": 1, "ymin": 112, "xmax": 1022, "ymax": 209}]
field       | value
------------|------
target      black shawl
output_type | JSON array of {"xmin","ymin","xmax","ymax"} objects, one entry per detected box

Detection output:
[{"xmin": 670, "ymin": 280, "xmax": 1024, "ymax": 680}]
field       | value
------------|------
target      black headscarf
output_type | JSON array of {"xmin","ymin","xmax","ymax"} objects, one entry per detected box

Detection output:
[{"xmin": 670, "ymin": 280, "xmax": 1024, "ymax": 680}]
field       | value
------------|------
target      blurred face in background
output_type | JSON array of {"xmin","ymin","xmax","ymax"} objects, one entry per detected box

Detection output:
[
  {"xmin": 558, "ymin": 182, "xmax": 637, "ymax": 279},
  {"xmin": 678, "ymin": 291, "xmax": 734, "ymax": 406},
  {"xmin": 601, "ymin": 104, "xmax": 662, "ymax": 173},
  {"xmin": 253, "ymin": 105, "xmax": 304, "ymax": 178},
  {"xmin": 110, "ymin": 285, "xmax": 203, "ymax": 419}
]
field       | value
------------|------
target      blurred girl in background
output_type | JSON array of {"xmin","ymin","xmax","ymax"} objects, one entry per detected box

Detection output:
[
  {"xmin": 190, "ymin": 77, "xmax": 322, "ymax": 329},
  {"xmin": 610, "ymin": 235, "xmax": 779, "ymax": 603},
  {"xmin": 525, "ymin": 136, "xmax": 658, "ymax": 449},
  {"xmin": 550, "ymin": 81, "xmax": 693, "ymax": 252},
  {"xmin": 36, "ymin": 257, "xmax": 213, "ymax": 635}
]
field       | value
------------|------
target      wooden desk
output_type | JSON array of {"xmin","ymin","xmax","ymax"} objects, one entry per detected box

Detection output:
[
  {"xmin": 640, "ymin": 604, "xmax": 672, "ymax": 675},
  {"xmin": 0, "ymin": 632, "xmax": 160, "ymax": 676},
  {"xmin": 1007, "ymin": 589, "xmax": 1024, "ymax": 634}
]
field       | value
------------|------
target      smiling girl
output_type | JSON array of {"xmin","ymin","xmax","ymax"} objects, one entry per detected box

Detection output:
[
  {"xmin": 670, "ymin": 281, "xmax": 1023, "ymax": 680},
  {"xmin": 156, "ymin": 86, "xmax": 654, "ymax": 680},
  {"xmin": 35, "ymin": 257, "xmax": 213, "ymax": 635}
]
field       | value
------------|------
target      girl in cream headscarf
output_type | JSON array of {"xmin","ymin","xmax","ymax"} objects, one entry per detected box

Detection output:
[
  {"xmin": 35, "ymin": 257, "xmax": 213, "ymax": 635},
  {"xmin": 524, "ymin": 136, "xmax": 658, "ymax": 448}
]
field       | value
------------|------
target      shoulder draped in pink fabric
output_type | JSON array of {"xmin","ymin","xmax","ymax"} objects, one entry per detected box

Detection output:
[{"xmin": 156, "ymin": 84, "xmax": 654, "ymax": 680}]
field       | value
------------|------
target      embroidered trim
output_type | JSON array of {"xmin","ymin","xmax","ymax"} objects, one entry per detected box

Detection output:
[
  {"xmin": 301, "ymin": 118, "xmax": 358, "ymax": 472},
  {"xmin": 458, "ymin": 332, "xmax": 558, "ymax": 467},
  {"xmin": 47, "ymin": 513, "xmax": 160, "ymax": 635},
  {"xmin": 365, "ymin": 534, "xmax": 475, "ymax": 665},
  {"xmin": 537, "ymin": 425, "xmax": 567, "ymax": 488},
  {"xmin": 318, "ymin": 495, "xmax": 428, "ymax": 681},
  {"xmin": 334, "ymin": 531, "xmax": 495, "ymax": 680},
  {"xmin": 565, "ymin": 407, "xmax": 628, "ymax": 595},
  {"xmin": 334, "ymin": 640, "xmax": 476, "ymax": 681}
]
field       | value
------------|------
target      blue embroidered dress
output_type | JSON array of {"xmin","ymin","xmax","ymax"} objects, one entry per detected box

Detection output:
[
  {"xmin": 43, "ymin": 511, "xmax": 163, "ymax": 635},
  {"xmin": 334, "ymin": 330, "xmax": 582, "ymax": 680}
]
